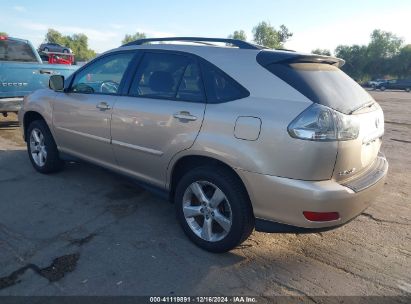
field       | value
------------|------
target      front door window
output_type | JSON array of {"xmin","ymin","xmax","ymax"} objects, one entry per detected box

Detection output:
[{"xmin": 70, "ymin": 52, "xmax": 134, "ymax": 94}]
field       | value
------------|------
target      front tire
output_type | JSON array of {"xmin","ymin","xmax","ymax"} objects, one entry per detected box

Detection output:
[
  {"xmin": 175, "ymin": 166, "xmax": 254, "ymax": 253},
  {"xmin": 27, "ymin": 120, "xmax": 63, "ymax": 174},
  {"xmin": 406, "ymin": 88, "xmax": 410, "ymax": 92},
  {"xmin": 380, "ymin": 86, "xmax": 386, "ymax": 91}
]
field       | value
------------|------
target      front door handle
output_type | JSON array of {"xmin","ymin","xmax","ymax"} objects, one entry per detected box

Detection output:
[
  {"xmin": 96, "ymin": 102, "xmax": 111, "ymax": 111},
  {"xmin": 39, "ymin": 69, "xmax": 53, "ymax": 74},
  {"xmin": 173, "ymin": 111, "xmax": 197, "ymax": 121}
]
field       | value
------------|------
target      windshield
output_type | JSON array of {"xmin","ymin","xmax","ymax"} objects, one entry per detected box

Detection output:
[{"xmin": 264, "ymin": 62, "xmax": 373, "ymax": 114}]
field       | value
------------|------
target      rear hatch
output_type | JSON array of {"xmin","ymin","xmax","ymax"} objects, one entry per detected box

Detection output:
[
  {"xmin": 332, "ymin": 103, "xmax": 384, "ymax": 182},
  {"xmin": 257, "ymin": 50, "xmax": 384, "ymax": 181}
]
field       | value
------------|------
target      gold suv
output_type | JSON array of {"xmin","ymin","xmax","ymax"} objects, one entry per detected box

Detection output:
[{"xmin": 19, "ymin": 37, "xmax": 388, "ymax": 252}]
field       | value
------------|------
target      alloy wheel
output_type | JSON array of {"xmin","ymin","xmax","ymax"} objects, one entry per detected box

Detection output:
[
  {"xmin": 30, "ymin": 128, "xmax": 47, "ymax": 167},
  {"xmin": 182, "ymin": 181, "xmax": 232, "ymax": 242}
]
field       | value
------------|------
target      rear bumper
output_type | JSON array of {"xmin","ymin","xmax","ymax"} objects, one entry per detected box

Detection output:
[
  {"xmin": 236, "ymin": 154, "xmax": 388, "ymax": 230},
  {"xmin": 0, "ymin": 97, "xmax": 23, "ymax": 112}
]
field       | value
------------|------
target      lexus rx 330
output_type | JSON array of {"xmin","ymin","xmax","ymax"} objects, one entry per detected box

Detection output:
[{"xmin": 19, "ymin": 37, "xmax": 388, "ymax": 252}]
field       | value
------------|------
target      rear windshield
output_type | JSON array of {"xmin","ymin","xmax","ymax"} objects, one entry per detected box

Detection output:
[
  {"xmin": 264, "ymin": 62, "xmax": 373, "ymax": 114},
  {"xmin": 0, "ymin": 39, "xmax": 38, "ymax": 62}
]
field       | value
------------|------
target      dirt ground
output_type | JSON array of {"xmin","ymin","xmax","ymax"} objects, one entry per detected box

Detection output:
[{"xmin": 0, "ymin": 90, "xmax": 410, "ymax": 300}]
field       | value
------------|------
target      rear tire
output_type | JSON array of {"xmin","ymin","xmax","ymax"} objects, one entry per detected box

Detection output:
[
  {"xmin": 43, "ymin": 47, "xmax": 49, "ymax": 52},
  {"xmin": 175, "ymin": 166, "xmax": 254, "ymax": 253},
  {"xmin": 63, "ymin": 49, "xmax": 69, "ymax": 53},
  {"xmin": 380, "ymin": 86, "xmax": 386, "ymax": 91},
  {"xmin": 406, "ymin": 88, "xmax": 410, "ymax": 92},
  {"xmin": 27, "ymin": 120, "xmax": 64, "ymax": 174}
]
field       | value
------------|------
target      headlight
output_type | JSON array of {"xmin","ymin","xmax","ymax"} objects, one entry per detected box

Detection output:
[{"xmin": 288, "ymin": 104, "xmax": 359, "ymax": 141}]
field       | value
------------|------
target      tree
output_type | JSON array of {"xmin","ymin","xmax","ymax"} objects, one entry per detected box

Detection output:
[
  {"xmin": 0, "ymin": 32, "xmax": 8, "ymax": 36},
  {"xmin": 278, "ymin": 25, "xmax": 293, "ymax": 44},
  {"xmin": 335, "ymin": 44, "xmax": 369, "ymax": 81},
  {"xmin": 311, "ymin": 48, "xmax": 331, "ymax": 56},
  {"xmin": 368, "ymin": 29, "xmax": 403, "ymax": 59},
  {"xmin": 228, "ymin": 30, "xmax": 247, "ymax": 41},
  {"xmin": 66, "ymin": 33, "xmax": 96, "ymax": 62},
  {"xmin": 252, "ymin": 22, "xmax": 292, "ymax": 49},
  {"xmin": 365, "ymin": 29, "xmax": 403, "ymax": 77},
  {"xmin": 122, "ymin": 32, "xmax": 147, "ymax": 45},
  {"xmin": 43, "ymin": 28, "xmax": 96, "ymax": 61},
  {"xmin": 333, "ymin": 29, "xmax": 409, "ymax": 81},
  {"xmin": 392, "ymin": 44, "xmax": 411, "ymax": 78},
  {"xmin": 45, "ymin": 28, "xmax": 65, "ymax": 45}
]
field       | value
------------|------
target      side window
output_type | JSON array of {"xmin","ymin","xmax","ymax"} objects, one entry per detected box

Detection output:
[
  {"xmin": 129, "ymin": 52, "xmax": 205, "ymax": 102},
  {"xmin": 201, "ymin": 61, "xmax": 249, "ymax": 103},
  {"xmin": 176, "ymin": 62, "xmax": 205, "ymax": 102},
  {"xmin": 70, "ymin": 52, "xmax": 134, "ymax": 94}
]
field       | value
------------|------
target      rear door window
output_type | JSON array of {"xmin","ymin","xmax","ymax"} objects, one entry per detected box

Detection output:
[
  {"xmin": 0, "ymin": 39, "xmax": 37, "ymax": 62},
  {"xmin": 176, "ymin": 62, "xmax": 205, "ymax": 102},
  {"xmin": 201, "ymin": 61, "xmax": 250, "ymax": 103},
  {"xmin": 129, "ymin": 52, "xmax": 205, "ymax": 102}
]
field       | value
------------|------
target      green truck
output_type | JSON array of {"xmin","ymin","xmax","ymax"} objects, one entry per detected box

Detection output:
[{"xmin": 0, "ymin": 36, "xmax": 78, "ymax": 116}]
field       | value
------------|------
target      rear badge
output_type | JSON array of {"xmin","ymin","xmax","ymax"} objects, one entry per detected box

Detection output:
[{"xmin": 339, "ymin": 168, "xmax": 356, "ymax": 176}]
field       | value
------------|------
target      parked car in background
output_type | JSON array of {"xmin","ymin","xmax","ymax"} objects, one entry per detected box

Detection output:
[
  {"xmin": 376, "ymin": 79, "xmax": 411, "ymax": 92},
  {"xmin": 0, "ymin": 36, "xmax": 78, "ymax": 116},
  {"xmin": 39, "ymin": 42, "xmax": 72, "ymax": 54},
  {"xmin": 367, "ymin": 79, "xmax": 385, "ymax": 89},
  {"xmin": 19, "ymin": 37, "xmax": 388, "ymax": 252}
]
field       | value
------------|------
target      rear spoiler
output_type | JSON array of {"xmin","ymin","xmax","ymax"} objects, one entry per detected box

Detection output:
[{"xmin": 257, "ymin": 50, "xmax": 345, "ymax": 68}]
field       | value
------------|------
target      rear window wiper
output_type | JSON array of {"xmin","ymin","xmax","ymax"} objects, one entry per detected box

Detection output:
[{"xmin": 349, "ymin": 100, "xmax": 375, "ymax": 114}]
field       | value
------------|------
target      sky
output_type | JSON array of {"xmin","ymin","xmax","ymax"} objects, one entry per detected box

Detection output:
[{"xmin": 1, "ymin": 0, "xmax": 410, "ymax": 54}]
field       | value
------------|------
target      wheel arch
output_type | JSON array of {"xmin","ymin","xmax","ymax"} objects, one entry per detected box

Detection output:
[
  {"xmin": 168, "ymin": 154, "xmax": 253, "ymax": 212},
  {"xmin": 23, "ymin": 111, "xmax": 46, "ymax": 141}
]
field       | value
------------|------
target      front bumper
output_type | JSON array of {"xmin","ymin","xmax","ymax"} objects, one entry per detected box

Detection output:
[
  {"xmin": 236, "ymin": 154, "xmax": 388, "ymax": 230},
  {"xmin": 0, "ymin": 97, "xmax": 23, "ymax": 112}
]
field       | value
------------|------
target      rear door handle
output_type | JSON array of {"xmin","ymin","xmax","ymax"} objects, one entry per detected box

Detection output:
[
  {"xmin": 173, "ymin": 111, "xmax": 197, "ymax": 121},
  {"xmin": 96, "ymin": 102, "xmax": 111, "ymax": 111},
  {"xmin": 39, "ymin": 70, "xmax": 53, "ymax": 74}
]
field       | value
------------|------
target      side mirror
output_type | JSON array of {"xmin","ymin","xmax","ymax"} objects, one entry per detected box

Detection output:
[{"xmin": 49, "ymin": 75, "xmax": 65, "ymax": 92}]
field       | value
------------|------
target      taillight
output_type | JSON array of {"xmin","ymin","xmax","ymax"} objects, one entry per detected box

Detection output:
[
  {"xmin": 288, "ymin": 104, "xmax": 359, "ymax": 141},
  {"xmin": 303, "ymin": 211, "xmax": 340, "ymax": 222},
  {"xmin": 0, "ymin": 36, "xmax": 7, "ymax": 41}
]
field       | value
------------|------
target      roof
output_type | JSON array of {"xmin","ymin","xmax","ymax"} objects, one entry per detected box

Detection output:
[
  {"xmin": 98, "ymin": 37, "xmax": 344, "ymax": 68},
  {"xmin": 0, "ymin": 36, "xmax": 30, "ymax": 43},
  {"xmin": 114, "ymin": 43, "xmax": 344, "ymax": 67}
]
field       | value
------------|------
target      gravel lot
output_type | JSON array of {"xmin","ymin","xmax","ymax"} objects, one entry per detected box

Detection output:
[{"xmin": 0, "ymin": 90, "xmax": 410, "ymax": 299}]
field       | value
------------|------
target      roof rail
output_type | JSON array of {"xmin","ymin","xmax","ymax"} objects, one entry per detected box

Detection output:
[{"xmin": 121, "ymin": 37, "xmax": 264, "ymax": 50}]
